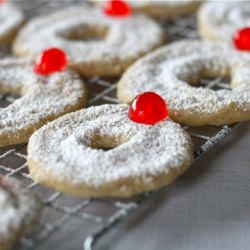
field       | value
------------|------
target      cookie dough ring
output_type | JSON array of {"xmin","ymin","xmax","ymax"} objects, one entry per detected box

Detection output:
[
  {"xmin": 13, "ymin": 5, "xmax": 164, "ymax": 77},
  {"xmin": 0, "ymin": 175, "xmax": 42, "ymax": 250},
  {"xmin": 91, "ymin": 0, "xmax": 200, "ymax": 19},
  {"xmin": 0, "ymin": 3, "xmax": 24, "ymax": 46},
  {"xmin": 118, "ymin": 40, "xmax": 250, "ymax": 126},
  {"xmin": 198, "ymin": 1, "xmax": 250, "ymax": 42},
  {"xmin": 0, "ymin": 58, "xmax": 87, "ymax": 147},
  {"xmin": 28, "ymin": 104, "xmax": 193, "ymax": 198}
]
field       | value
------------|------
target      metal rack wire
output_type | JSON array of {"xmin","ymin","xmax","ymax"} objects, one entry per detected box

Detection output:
[{"xmin": 0, "ymin": 1, "xmax": 240, "ymax": 250}]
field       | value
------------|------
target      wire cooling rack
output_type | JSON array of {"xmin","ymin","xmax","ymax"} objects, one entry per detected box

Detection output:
[{"xmin": 0, "ymin": 1, "xmax": 240, "ymax": 250}]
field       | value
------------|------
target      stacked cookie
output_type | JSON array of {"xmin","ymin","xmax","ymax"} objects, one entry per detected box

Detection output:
[{"xmin": 1, "ymin": 1, "xmax": 250, "ymax": 248}]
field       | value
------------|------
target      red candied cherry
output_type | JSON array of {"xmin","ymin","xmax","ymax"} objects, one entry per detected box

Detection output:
[
  {"xmin": 0, "ymin": 0, "xmax": 6, "ymax": 4},
  {"xmin": 34, "ymin": 48, "xmax": 67, "ymax": 76},
  {"xmin": 129, "ymin": 92, "xmax": 169, "ymax": 125},
  {"xmin": 233, "ymin": 27, "xmax": 250, "ymax": 51},
  {"xmin": 104, "ymin": 0, "xmax": 132, "ymax": 18}
]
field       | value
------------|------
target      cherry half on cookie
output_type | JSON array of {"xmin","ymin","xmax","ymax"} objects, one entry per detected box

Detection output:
[
  {"xmin": 34, "ymin": 48, "xmax": 67, "ymax": 76},
  {"xmin": 104, "ymin": 0, "xmax": 132, "ymax": 18},
  {"xmin": 233, "ymin": 27, "xmax": 250, "ymax": 51},
  {"xmin": 129, "ymin": 92, "xmax": 169, "ymax": 125}
]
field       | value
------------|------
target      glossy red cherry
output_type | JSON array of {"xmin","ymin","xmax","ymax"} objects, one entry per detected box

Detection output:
[
  {"xmin": 34, "ymin": 48, "xmax": 67, "ymax": 76},
  {"xmin": 233, "ymin": 27, "xmax": 250, "ymax": 51},
  {"xmin": 104, "ymin": 0, "xmax": 132, "ymax": 18},
  {"xmin": 0, "ymin": 0, "xmax": 6, "ymax": 4},
  {"xmin": 129, "ymin": 92, "xmax": 168, "ymax": 125}
]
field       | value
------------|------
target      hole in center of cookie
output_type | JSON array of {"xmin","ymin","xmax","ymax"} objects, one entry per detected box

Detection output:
[
  {"xmin": 89, "ymin": 134, "xmax": 127, "ymax": 151},
  {"xmin": 57, "ymin": 25, "xmax": 108, "ymax": 42},
  {"xmin": 181, "ymin": 70, "xmax": 231, "ymax": 91},
  {"xmin": 199, "ymin": 76, "xmax": 231, "ymax": 91},
  {"xmin": 175, "ymin": 57, "xmax": 233, "ymax": 91}
]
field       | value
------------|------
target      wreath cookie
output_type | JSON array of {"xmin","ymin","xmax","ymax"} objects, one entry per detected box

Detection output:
[
  {"xmin": 13, "ymin": 5, "xmax": 164, "ymax": 77},
  {"xmin": 91, "ymin": 0, "xmax": 200, "ymax": 19},
  {"xmin": 0, "ymin": 2, "xmax": 24, "ymax": 46},
  {"xmin": 0, "ymin": 58, "xmax": 87, "ymax": 147},
  {"xmin": 198, "ymin": 1, "xmax": 250, "ymax": 44},
  {"xmin": 0, "ymin": 175, "xmax": 42, "ymax": 250},
  {"xmin": 28, "ymin": 104, "xmax": 193, "ymax": 198},
  {"xmin": 118, "ymin": 40, "xmax": 250, "ymax": 126}
]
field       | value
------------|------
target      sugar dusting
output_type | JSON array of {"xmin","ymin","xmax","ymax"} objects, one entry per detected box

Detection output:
[
  {"xmin": 0, "ymin": 58, "xmax": 86, "ymax": 146},
  {"xmin": 28, "ymin": 104, "xmax": 193, "ymax": 189},
  {"xmin": 0, "ymin": 3, "xmax": 24, "ymax": 43},
  {"xmin": 14, "ymin": 5, "xmax": 163, "ymax": 67},
  {"xmin": 118, "ymin": 40, "xmax": 250, "ymax": 124},
  {"xmin": 199, "ymin": 1, "xmax": 250, "ymax": 43},
  {"xmin": 0, "ymin": 175, "xmax": 41, "ymax": 243},
  {"xmin": 91, "ymin": 0, "xmax": 199, "ymax": 18}
]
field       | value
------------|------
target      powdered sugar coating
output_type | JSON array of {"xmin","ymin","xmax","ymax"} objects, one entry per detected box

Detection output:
[
  {"xmin": 91, "ymin": 0, "xmax": 200, "ymax": 18},
  {"xmin": 13, "ymin": 5, "xmax": 164, "ymax": 77},
  {"xmin": 117, "ymin": 40, "xmax": 250, "ymax": 126},
  {"xmin": 127, "ymin": 0, "xmax": 198, "ymax": 8},
  {"xmin": 198, "ymin": 1, "xmax": 250, "ymax": 43},
  {"xmin": 0, "ymin": 58, "xmax": 87, "ymax": 147},
  {"xmin": 0, "ymin": 3, "xmax": 24, "ymax": 46},
  {"xmin": 28, "ymin": 104, "xmax": 193, "ymax": 197},
  {"xmin": 0, "ymin": 175, "xmax": 42, "ymax": 249}
]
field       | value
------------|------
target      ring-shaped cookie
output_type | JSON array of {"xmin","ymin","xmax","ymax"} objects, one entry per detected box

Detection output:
[
  {"xmin": 91, "ymin": 0, "xmax": 200, "ymax": 19},
  {"xmin": 0, "ymin": 58, "xmax": 87, "ymax": 147},
  {"xmin": 13, "ymin": 5, "xmax": 164, "ymax": 77},
  {"xmin": 28, "ymin": 104, "xmax": 193, "ymax": 197},
  {"xmin": 198, "ymin": 1, "xmax": 250, "ymax": 42},
  {"xmin": 118, "ymin": 40, "xmax": 250, "ymax": 126},
  {"xmin": 0, "ymin": 3, "xmax": 24, "ymax": 46},
  {"xmin": 0, "ymin": 175, "xmax": 42, "ymax": 250}
]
